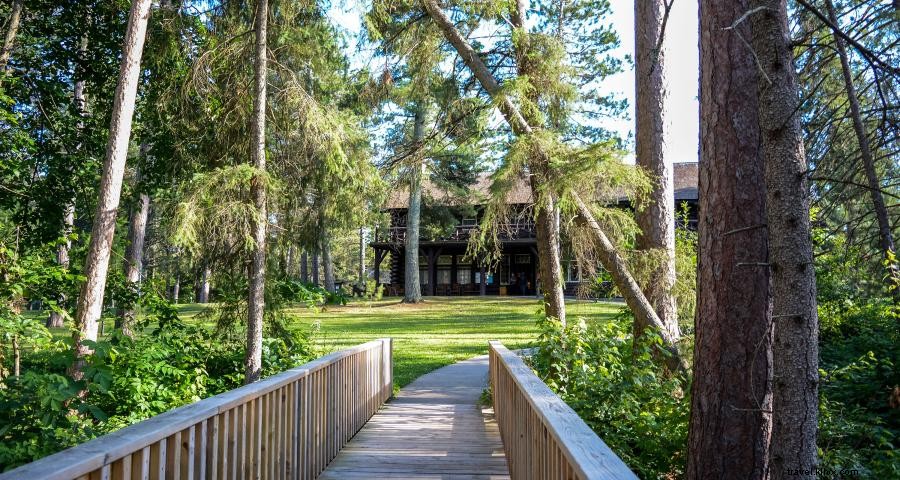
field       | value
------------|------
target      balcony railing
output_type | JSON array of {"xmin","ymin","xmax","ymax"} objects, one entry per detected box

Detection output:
[{"xmin": 374, "ymin": 223, "xmax": 536, "ymax": 244}]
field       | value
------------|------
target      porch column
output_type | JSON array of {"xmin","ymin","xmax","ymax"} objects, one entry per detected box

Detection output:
[
  {"xmin": 450, "ymin": 254, "xmax": 458, "ymax": 292},
  {"xmin": 373, "ymin": 248, "xmax": 386, "ymax": 287},
  {"xmin": 529, "ymin": 246, "xmax": 541, "ymax": 297},
  {"xmin": 479, "ymin": 261, "xmax": 487, "ymax": 296},
  {"xmin": 427, "ymin": 248, "xmax": 436, "ymax": 296}
]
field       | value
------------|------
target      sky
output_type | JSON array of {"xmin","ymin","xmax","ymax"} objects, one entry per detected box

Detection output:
[{"xmin": 327, "ymin": 0, "xmax": 700, "ymax": 164}]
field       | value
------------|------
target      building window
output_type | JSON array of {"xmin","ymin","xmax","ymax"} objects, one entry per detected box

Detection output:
[
  {"xmin": 462, "ymin": 218, "xmax": 477, "ymax": 226},
  {"xmin": 458, "ymin": 268, "xmax": 471, "ymax": 284},
  {"xmin": 514, "ymin": 254, "xmax": 531, "ymax": 264},
  {"xmin": 420, "ymin": 269, "xmax": 428, "ymax": 284},
  {"xmin": 437, "ymin": 255, "xmax": 453, "ymax": 266},
  {"xmin": 437, "ymin": 269, "xmax": 451, "ymax": 285}
]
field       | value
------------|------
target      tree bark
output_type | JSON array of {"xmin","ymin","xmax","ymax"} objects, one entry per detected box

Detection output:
[
  {"xmin": 750, "ymin": 2, "xmax": 819, "ymax": 476},
  {"xmin": 634, "ymin": 0, "xmax": 678, "ymax": 340},
  {"xmin": 245, "ymin": 0, "xmax": 267, "ymax": 385},
  {"xmin": 404, "ymin": 107, "xmax": 426, "ymax": 303},
  {"xmin": 12, "ymin": 336, "xmax": 20, "ymax": 377},
  {"xmin": 117, "ymin": 149, "xmax": 150, "ymax": 336},
  {"xmin": 171, "ymin": 269, "xmax": 180, "ymax": 303},
  {"xmin": 300, "ymin": 250, "xmax": 309, "ymax": 283},
  {"xmin": 198, "ymin": 264, "xmax": 211, "ymax": 303},
  {"xmin": 423, "ymin": 0, "xmax": 670, "ymax": 334},
  {"xmin": 574, "ymin": 196, "xmax": 685, "ymax": 372},
  {"xmin": 312, "ymin": 251, "xmax": 320, "ymax": 284},
  {"xmin": 69, "ymin": 0, "xmax": 152, "ymax": 381},
  {"xmin": 48, "ymin": 36, "xmax": 89, "ymax": 329},
  {"xmin": 824, "ymin": 0, "xmax": 898, "ymax": 289},
  {"xmin": 510, "ymin": 0, "xmax": 566, "ymax": 325},
  {"xmin": 0, "ymin": 0, "xmax": 23, "ymax": 71},
  {"xmin": 322, "ymin": 233, "xmax": 335, "ymax": 293},
  {"xmin": 686, "ymin": 0, "xmax": 773, "ymax": 477},
  {"xmin": 532, "ymin": 175, "xmax": 566, "ymax": 325},
  {"xmin": 286, "ymin": 245, "xmax": 295, "ymax": 278},
  {"xmin": 358, "ymin": 227, "xmax": 366, "ymax": 285}
]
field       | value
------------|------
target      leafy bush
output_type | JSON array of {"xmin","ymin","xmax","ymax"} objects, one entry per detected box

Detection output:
[
  {"xmin": 0, "ymin": 288, "xmax": 319, "ymax": 471},
  {"xmin": 817, "ymin": 297, "xmax": 898, "ymax": 478},
  {"xmin": 531, "ymin": 313, "xmax": 689, "ymax": 479}
]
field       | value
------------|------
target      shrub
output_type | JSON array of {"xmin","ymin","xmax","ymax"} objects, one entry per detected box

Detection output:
[
  {"xmin": 531, "ymin": 313, "xmax": 689, "ymax": 479},
  {"xmin": 0, "ymin": 291, "xmax": 319, "ymax": 472}
]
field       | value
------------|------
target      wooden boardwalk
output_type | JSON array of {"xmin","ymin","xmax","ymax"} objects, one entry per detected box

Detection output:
[{"xmin": 318, "ymin": 355, "xmax": 510, "ymax": 479}]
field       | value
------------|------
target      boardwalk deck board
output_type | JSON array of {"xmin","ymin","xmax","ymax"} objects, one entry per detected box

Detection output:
[{"xmin": 318, "ymin": 355, "xmax": 510, "ymax": 480}]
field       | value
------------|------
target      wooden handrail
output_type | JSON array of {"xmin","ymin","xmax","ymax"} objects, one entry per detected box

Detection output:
[
  {"xmin": 489, "ymin": 341, "xmax": 637, "ymax": 480},
  {"xmin": 1, "ymin": 338, "xmax": 393, "ymax": 480}
]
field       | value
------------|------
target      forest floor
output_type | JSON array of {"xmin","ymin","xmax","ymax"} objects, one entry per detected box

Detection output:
[{"xmin": 29, "ymin": 297, "xmax": 622, "ymax": 388}]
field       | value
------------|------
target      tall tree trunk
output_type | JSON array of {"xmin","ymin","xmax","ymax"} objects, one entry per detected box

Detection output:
[
  {"xmin": 532, "ymin": 175, "xmax": 566, "ymax": 325},
  {"xmin": 686, "ymin": 0, "xmax": 773, "ymax": 476},
  {"xmin": 117, "ymin": 149, "xmax": 150, "ymax": 336},
  {"xmin": 404, "ymin": 108, "xmax": 426, "ymax": 303},
  {"xmin": 48, "ymin": 202, "xmax": 74, "ymax": 328},
  {"xmin": 511, "ymin": 0, "xmax": 566, "ymax": 325},
  {"xmin": 48, "ymin": 36, "xmax": 89, "ymax": 329},
  {"xmin": 245, "ymin": 0, "xmax": 268, "ymax": 385},
  {"xmin": 422, "ymin": 0, "xmax": 685, "ymax": 340},
  {"xmin": 322, "ymin": 233, "xmax": 335, "ymax": 293},
  {"xmin": 300, "ymin": 250, "xmax": 309, "ymax": 283},
  {"xmin": 286, "ymin": 245, "xmax": 295, "ymax": 278},
  {"xmin": 573, "ymin": 196, "xmax": 685, "ymax": 372},
  {"xmin": 12, "ymin": 336, "xmax": 19, "ymax": 377},
  {"xmin": 198, "ymin": 264, "xmax": 211, "ymax": 303},
  {"xmin": 0, "ymin": 0, "xmax": 23, "ymax": 71},
  {"xmin": 634, "ymin": 0, "xmax": 678, "ymax": 340},
  {"xmin": 824, "ymin": 0, "xmax": 899, "ymax": 290},
  {"xmin": 751, "ymin": 2, "xmax": 819, "ymax": 476},
  {"xmin": 171, "ymin": 269, "xmax": 180, "ymax": 303},
  {"xmin": 358, "ymin": 227, "xmax": 366, "ymax": 285},
  {"xmin": 69, "ymin": 0, "xmax": 152, "ymax": 381},
  {"xmin": 426, "ymin": 0, "xmax": 674, "ymax": 338},
  {"xmin": 312, "ymin": 251, "xmax": 320, "ymax": 284}
]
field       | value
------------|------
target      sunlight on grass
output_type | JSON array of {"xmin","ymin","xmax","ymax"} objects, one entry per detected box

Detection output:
[
  {"xmin": 35, "ymin": 297, "xmax": 622, "ymax": 388},
  {"xmin": 282, "ymin": 297, "xmax": 622, "ymax": 387}
]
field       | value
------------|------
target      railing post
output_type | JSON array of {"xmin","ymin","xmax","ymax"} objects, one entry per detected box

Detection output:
[
  {"xmin": 382, "ymin": 338, "xmax": 393, "ymax": 401},
  {"xmin": 0, "ymin": 340, "xmax": 392, "ymax": 480},
  {"xmin": 489, "ymin": 340, "xmax": 638, "ymax": 480}
]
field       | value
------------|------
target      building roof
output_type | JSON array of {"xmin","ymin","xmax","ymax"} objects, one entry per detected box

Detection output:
[{"xmin": 385, "ymin": 162, "xmax": 698, "ymax": 209}]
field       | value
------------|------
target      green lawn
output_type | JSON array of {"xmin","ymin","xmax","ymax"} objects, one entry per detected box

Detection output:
[
  {"xmin": 280, "ymin": 297, "xmax": 622, "ymax": 387},
  {"xmin": 30, "ymin": 297, "xmax": 622, "ymax": 389}
]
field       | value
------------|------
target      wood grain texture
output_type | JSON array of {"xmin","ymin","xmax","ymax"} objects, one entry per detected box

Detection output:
[
  {"xmin": 489, "ymin": 341, "xmax": 637, "ymax": 480},
  {"xmin": 319, "ymin": 355, "xmax": 509, "ymax": 479},
  {"xmin": 0, "ymin": 339, "xmax": 392, "ymax": 480}
]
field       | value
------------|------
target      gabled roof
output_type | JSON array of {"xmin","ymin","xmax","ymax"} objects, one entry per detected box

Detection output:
[{"xmin": 385, "ymin": 162, "xmax": 698, "ymax": 209}]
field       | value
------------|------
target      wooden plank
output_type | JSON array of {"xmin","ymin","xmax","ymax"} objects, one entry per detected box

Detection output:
[
  {"xmin": 319, "ymin": 354, "xmax": 504, "ymax": 479},
  {"xmin": 488, "ymin": 341, "xmax": 637, "ymax": 480},
  {"xmin": 0, "ymin": 340, "xmax": 391, "ymax": 480}
]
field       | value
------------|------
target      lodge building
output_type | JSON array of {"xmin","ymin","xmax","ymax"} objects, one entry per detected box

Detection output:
[{"xmin": 370, "ymin": 163, "xmax": 699, "ymax": 297}]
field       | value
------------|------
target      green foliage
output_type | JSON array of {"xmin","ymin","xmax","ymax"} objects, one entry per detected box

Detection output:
[
  {"xmin": 816, "ymin": 296, "xmax": 898, "ymax": 478},
  {"xmin": 531, "ymin": 313, "xmax": 689, "ymax": 479},
  {"xmin": 0, "ymin": 304, "xmax": 318, "ymax": 471},
  {"xmin": 673, "ymin": 204, "xmax": 698, "ymax": 329}
]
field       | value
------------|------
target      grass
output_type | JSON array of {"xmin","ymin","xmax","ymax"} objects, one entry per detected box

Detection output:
[
  {"xmin": 27, "ymin": 296, "xmax": 623, "ymax": 389},
  {"xmin": 281, "ymin": 296, "xmax": 622, "ymax": 387}
]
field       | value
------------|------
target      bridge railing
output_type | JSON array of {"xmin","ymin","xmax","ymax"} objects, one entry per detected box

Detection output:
[
  {"xmin": 1, "ymin": 338, "xmax": 393, "ymax": 480},
  {"xmin": 488, "ymin": 341, "xmax": 638, "ymax": 480}
]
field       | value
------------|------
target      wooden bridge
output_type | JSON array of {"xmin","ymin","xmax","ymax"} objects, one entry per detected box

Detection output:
[{"xmin": 0, "ymin": 339, "xmax": 637, "ymax": 480}]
